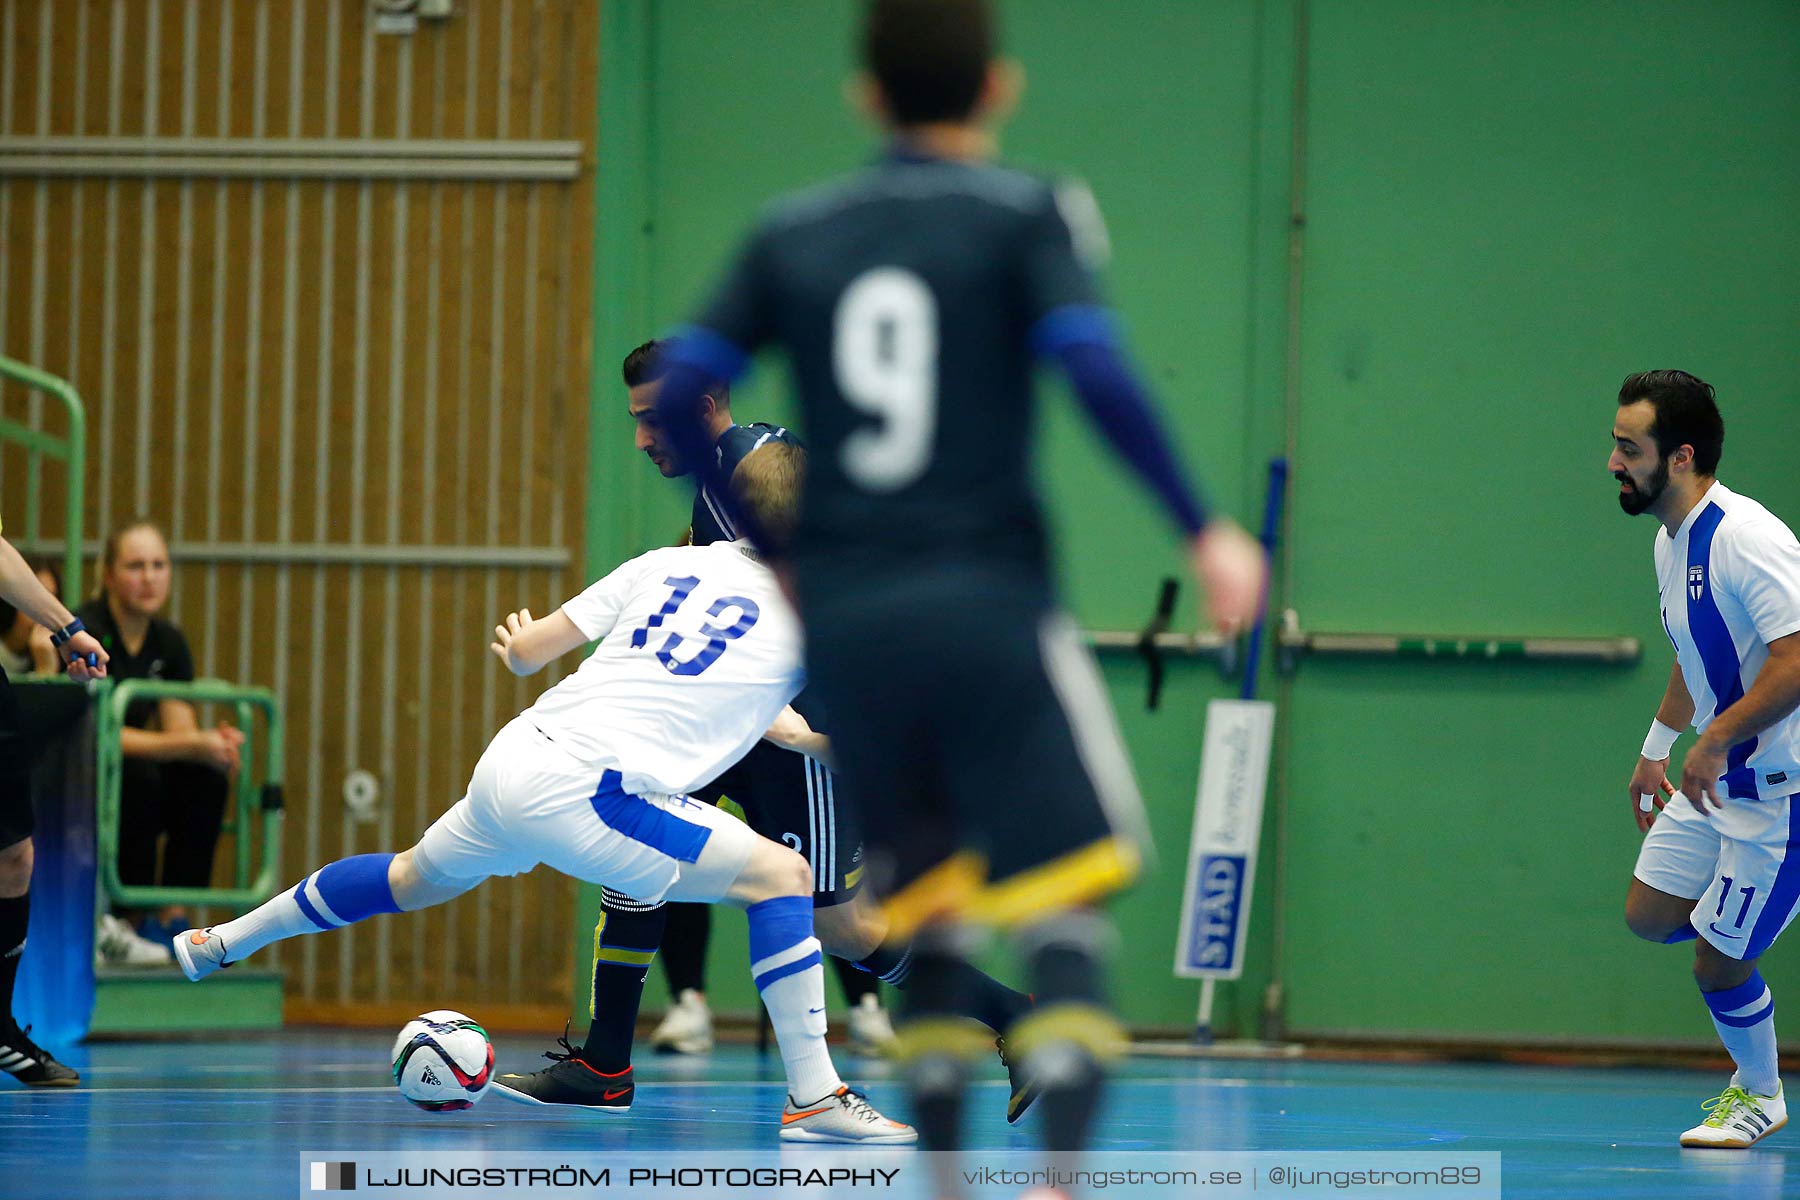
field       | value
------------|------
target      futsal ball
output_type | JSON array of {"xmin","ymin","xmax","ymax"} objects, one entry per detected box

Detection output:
[{"xmin": 391, "ymin": 1009, "xmax": 494, "ymax": 1110}]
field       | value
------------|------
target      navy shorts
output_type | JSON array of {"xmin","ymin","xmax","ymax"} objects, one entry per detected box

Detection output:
[
  {"xmin": 695, "ymin": 737, "xmax": 865, "ymax": 906},
  {"xmin": 799, "ymin": 566, "xmax": 1147, "ymax": 936}
]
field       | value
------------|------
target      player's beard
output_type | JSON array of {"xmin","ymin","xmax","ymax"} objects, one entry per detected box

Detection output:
[{"xmin": 1617, "ymin": 458, "xmax": 1669, "ymax": 515}]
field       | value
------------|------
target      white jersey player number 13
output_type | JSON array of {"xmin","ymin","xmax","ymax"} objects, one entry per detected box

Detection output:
[
  {"xmin": 832, "ymin": 266, "xmax": 939, "ymax": 493},
  {"xmin": 527, "ymin": 541, "xmax": 806, "ymax": 800}
]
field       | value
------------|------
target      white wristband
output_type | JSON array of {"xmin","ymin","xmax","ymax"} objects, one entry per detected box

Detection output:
[{"xmin": 1642, "ymin": 719, "xmax": 1681, "ymax": 761}]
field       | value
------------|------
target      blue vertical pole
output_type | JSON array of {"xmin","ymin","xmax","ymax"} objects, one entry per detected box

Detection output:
[
  {"xmin": 1196, "ymin": 458, "xmax": 1289, "ymax": 1045},
  {"xmin": 1239, "ymin": 458, "xmax": 1289, "ymax": 702}
]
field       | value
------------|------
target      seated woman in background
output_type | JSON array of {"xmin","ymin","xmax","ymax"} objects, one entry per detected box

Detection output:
[
  {"xmin": 0, "ymin": 559, "xmax": 66, "ymax": 677},
  {"xmin": 78, "ymin": 521, "xmax": 242, "ymax": 953}
]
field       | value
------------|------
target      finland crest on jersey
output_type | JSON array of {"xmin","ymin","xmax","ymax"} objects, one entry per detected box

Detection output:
[{"xmin": 1689, "ymin": 564, "xmax": 1706, "ymax": 601}]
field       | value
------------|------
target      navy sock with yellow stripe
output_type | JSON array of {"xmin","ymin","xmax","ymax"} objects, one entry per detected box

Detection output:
[
  {"xmin": 580, "ymin": 888, "xmax": 667, "ymax": 1074},
  {"xmin": 898, "ymin": 948, "xmax": 974, "ymax": 1152},
  {"xmin": 1011, "ymin": 910, "xmax": 1125, "ymax": 1152}
]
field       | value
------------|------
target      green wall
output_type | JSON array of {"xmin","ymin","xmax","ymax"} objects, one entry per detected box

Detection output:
[{"xmin": 584, "ymin": 0, "xmax": 1800, "ymax": 1045}]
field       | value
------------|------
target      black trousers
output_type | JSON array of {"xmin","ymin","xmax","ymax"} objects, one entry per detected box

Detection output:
[
  {"xmin": 117, "ymin": 758, "xmax": 230, "ymax": 890},
  {"xmin": 0, "ymin": 670, "xmax": 28, "ymax": 852},
  {"xmin": 0, "ymin": 678, "xmax": 91, "ymax": 852}
]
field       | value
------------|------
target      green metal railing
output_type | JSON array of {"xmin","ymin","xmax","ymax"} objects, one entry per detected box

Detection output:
[
  {"xmin": 0, "ymin": 355, "xmax": 86, "ymax": 606},
  {"xmin": 95, "ymin": 678, "xmax": 286, "ymax": 908}
]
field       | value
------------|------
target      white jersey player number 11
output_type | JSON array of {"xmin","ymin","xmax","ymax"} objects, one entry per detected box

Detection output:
[{"xmin": 832, "ymin": 266, "xmax": 939, "ymax": 493}]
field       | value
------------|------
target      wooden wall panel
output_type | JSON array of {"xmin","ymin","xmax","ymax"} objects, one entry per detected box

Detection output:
[{"xmin": 0, "ymin": 0, "xmax": 597, "ymax": 1012}]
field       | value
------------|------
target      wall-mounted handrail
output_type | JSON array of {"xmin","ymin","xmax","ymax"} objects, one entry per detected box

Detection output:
[
  {"xmin": 94, "ymin": 678, "xmax": 285, "ymax": 909},
  {"xmin": 1086, "ymin": 628, "xmax": 1240, "ymax": 704},
  {"xmin": 1086, "ymin": 629, "xmax": 1231, "ymax": 659},
  {"xmin": 0, "ymin": 355, "xmax": 86, "ymax": 607},
  {"xmin": 1277, "ymin": 610, "xmax": 1639, "ymax": 668}
]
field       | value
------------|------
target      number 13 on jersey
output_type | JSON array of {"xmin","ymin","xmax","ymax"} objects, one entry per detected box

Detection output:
[{"xmin": 631, "ymin": 575, "xmax": 760, "ymax": 676}]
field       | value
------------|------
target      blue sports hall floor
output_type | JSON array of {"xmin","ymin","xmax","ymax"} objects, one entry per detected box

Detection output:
[{"xmin": 1, "ymin": 1028, "xmax": 1790, "ymax": 1199}]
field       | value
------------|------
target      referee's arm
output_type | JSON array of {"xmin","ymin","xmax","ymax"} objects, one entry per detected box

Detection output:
[{"xmin": 0, "ymin": 535, "xmax": 107, "ymax": 680}]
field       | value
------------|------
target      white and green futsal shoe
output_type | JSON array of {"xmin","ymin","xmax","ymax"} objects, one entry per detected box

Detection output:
[{"xmin": 1680, "ymin": 1080, "xmax": 1787, "ymax": 1148}]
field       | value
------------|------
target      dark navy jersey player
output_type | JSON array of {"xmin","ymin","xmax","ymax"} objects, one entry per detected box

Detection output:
[
  {"xmin": 652, "ymin": 0, "xmax": 1266, "ymax": 1163},
  {"xmin": 698, "ymin": 424, "xmax": 798, "ymax": 545},
  {"xmin": 623, "ymin": 340, "xmax": 801, "ymax": 547}
]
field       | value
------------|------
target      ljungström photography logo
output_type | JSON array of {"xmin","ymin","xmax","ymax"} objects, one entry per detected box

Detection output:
[{"xmin": 310, "ymin": 1161, "xmax": 356, "ymax": 1191}]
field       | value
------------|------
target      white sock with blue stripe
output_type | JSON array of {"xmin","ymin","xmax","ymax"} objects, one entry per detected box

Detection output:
[
  {"xmin": 1704, "ymin": 971, "xmax": 1779, "ymax": 1097},
  {"xmin": 747, "ymin": 895, "xmax": 840, "ymax": 1103},
  {"xmin": 211, "ymin": 854, "xmax": 402, "ymax": 964}
]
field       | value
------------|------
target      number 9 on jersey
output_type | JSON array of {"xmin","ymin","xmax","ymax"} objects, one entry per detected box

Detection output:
[{"xmin": 833, "ymin": 267, "xmax": 939, "ymax": 493}]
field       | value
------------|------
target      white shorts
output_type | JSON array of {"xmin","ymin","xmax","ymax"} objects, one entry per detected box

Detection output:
[
  {"xmin": 1634, "ymin": 789, "xmax": 1800, "ymax": 960},
  {"xmin": 413, "ymin": 717, "xmax": 756, "ymax": 904}
]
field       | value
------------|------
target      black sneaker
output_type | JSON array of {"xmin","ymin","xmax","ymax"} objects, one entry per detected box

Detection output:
[
  {"xmin": 997, "ymin": 1035, "xmax": 1039, "ymax": 1123},
  {"xmin": 490, "ymin": 1028, "xmax": 633, "ymax": 1113},
  {"xmin": 0, "ymin": 1024, "xmax": 79, "ymax": 1088}
]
